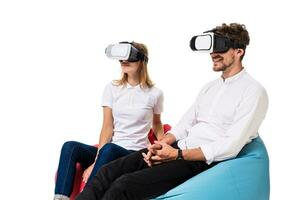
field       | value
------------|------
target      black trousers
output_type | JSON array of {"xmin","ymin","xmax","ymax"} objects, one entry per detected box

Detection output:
[{"xmin": 76, "ymin": 145, "xmax": 213, "ymax": 200}]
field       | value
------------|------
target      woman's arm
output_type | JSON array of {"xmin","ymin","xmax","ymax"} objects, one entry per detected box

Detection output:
[
  {"xmin": 152, "ymin": 114, "xmax": 164, "ymax": 141},
  {"xmin": 98, "ymin": 106, "xmax": 114, "ymax": 149},
  {"xmin": 82, "ymin": 106, "xmax": 113, "ymax": 182}
]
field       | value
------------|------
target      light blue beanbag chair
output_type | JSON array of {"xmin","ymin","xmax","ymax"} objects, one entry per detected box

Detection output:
[{"xmin": 155, "ymin": 137, "xmax": 270, "ymax": 200}]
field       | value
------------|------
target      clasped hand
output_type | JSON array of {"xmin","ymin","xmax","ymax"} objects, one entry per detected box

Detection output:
[{"xmin": 142, "ymin": 141, "xmax": 177, "ymax": 167}]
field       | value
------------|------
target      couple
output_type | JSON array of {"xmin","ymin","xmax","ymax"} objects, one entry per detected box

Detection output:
[{"xmin": 54, "ymin": 23, "xmax": 268, "ymax": 200}]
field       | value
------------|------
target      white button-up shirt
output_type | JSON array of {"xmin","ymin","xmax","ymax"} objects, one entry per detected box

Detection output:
[
  {"xmin": 102, "ymin": 82, "xmax": 163, "ymax": 151},
  {"xmin": 172, "ymin": 70, "xmax": 268, "ymax": 164}
]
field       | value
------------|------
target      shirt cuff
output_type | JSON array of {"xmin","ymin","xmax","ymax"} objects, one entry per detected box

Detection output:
[
  {"xmin": 170, "ymin": 128, "xmax": 181, "ymax": 141},
  {"xmin": 200, "ymin": 144, "xmax": 214, "ymax": 165}
]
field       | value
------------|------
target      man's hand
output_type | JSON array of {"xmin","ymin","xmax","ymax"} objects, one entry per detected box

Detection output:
[
  {"xmin": 142, "ymin": 142, "xmax": 162, "ymax": 167},
  {"xmin": 142, "ymin": 141, "xmax": 178, "ymax": 167}
]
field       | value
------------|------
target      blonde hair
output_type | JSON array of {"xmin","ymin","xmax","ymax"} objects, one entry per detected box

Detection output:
[{"xmin": 113, "ymin": 42, "xmax": 154, "ymax": 88}]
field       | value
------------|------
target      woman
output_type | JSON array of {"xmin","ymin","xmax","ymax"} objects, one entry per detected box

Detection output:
[{"xmin": 54, "ymin": 42, "xmax": 164, "ymax": 200}]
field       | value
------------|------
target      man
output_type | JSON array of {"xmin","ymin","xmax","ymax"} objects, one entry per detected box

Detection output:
[{"xmin": 76, "ymin": 23, "xmax": 268, "ymax": 200}]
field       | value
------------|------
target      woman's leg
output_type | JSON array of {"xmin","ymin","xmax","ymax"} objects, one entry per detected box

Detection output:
[
  {"xmin": 55, "ymin": 141, "xmax": 97, "ymax": 197},
  {"xmin": 86, "ymin": 143, "xmax": 135, "ymax": 184},
  {"xmin": 76, "ymin": 149, "xmax": 148, "ymax": 200}
]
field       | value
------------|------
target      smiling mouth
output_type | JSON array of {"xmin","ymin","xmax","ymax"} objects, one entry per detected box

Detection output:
[{"xmin": 212, "ymin": 56, "xmax": 223, "ymax": 62}]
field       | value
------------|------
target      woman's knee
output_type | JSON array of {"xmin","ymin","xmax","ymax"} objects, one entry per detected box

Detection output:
[
  {"xmin": 100, "ymin": 143, "xmax": 120, "ymax": 154},
  {"xmin": 96, "ymin": 143, "xmax": 126, "ymax": 162},
  {"xmin": 61, "ymin": 141, "xmax": 81, "ymax": 155}
]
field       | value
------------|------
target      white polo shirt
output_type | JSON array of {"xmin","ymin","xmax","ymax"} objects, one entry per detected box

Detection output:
[
  {"xmin": 101, "ymin": 82, "xmax": 163, "ymax": 151},
  {"xmin": 172, "ymin": 70, "xmax": 268, "ymax": 164}
]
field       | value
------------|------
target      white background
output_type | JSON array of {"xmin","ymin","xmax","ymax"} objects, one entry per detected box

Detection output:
[{"xmin": 0, "ymin": 0, "xmax": 299, "ymax": 199}]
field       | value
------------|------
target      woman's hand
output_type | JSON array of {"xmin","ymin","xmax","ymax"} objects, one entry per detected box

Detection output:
[{"xmin": 82, "ymin": 163, "xmax": 95, "ymax": 183}]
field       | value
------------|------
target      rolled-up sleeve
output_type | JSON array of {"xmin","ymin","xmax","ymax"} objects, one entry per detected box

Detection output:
[{"xmin": 200, "ymin": 85, "xmax": 268, "ymax": 164}]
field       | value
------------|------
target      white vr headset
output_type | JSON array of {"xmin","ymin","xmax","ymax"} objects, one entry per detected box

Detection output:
[
  {"xmin": 105, "ymin": 42, "xmax": 148, "ymax": 63},
  {"xmin": 190, "ymin": 31, "xmax": 246, "ymax": 53}
]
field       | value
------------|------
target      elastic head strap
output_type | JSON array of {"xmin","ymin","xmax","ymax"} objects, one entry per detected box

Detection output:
[{"xmin": 204, "ymin": 29, "xmax": 246, "ymax": 50}]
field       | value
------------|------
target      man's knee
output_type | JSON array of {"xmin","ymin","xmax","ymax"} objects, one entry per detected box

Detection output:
[
  {"xmin": 75, "ymin": 185, "xmax": 98, "ymax": 200},
  {"xmin": 102, "ymin": 174, "xmax": 135, "ymax": 200}
]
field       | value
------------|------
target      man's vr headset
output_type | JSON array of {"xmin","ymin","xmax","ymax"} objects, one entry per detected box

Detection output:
[
  {"xmin": 190, "ymin": 31, "xmax": 246, "ymax": 53},
  {"xmin": 105, "ymin": 42, "xmax": 148, "ymax": 63}
]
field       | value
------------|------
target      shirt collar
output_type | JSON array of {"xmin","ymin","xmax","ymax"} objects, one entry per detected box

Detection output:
[
  {"xmin": 126, "ymin": 83, "xmax": 141, "ymax": 89},
  {"xmin": 221, "ymin": 68, "xmax": 246, "ymax": 84}
]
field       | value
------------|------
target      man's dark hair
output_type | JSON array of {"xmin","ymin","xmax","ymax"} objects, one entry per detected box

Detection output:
[{"xmin": 213, "ymin": 23, "xmax": 250, "ymax": 60}]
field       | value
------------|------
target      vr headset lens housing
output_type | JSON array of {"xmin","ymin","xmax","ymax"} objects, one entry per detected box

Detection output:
[
  {"xmin": 191, "ymin": 33, "xmax": 214, "ymax": 52},
  {"xmin": 190, "ymin": 32, "xmax": 234, "ymax": 53},
  {"xmin": 105, "ymin": 43, "xmax": 147, "ymax": 63},
  {"xmin": 106, "ymin": 43, "xmax": 131, "ymax": 60}
]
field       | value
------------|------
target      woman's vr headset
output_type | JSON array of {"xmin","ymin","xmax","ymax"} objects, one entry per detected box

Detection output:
[
  {"xmin": 105, "ymin": 42, "xmax": 148, "ymax": 63},
  {"xmin": 190, "ymin": 31, "xmax": 245, "ymax": 53}
]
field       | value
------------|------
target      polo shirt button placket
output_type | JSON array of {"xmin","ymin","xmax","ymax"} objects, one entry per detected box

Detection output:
[{"xmin": 129, "ymin": 88, "xmax": 134, "ymax": 107}]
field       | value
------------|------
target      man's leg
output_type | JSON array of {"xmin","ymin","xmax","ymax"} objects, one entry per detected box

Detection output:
[
  {"xmin": 86, "ymin": 143, "xmax": 135, "ymax": 184},
  {"xmin": 75, "ymin": 148, "xmax": 149, "ymax": 200},
  {"xmin": 102, "ymin": 159, "xmax": 212, "ymax": 200}
]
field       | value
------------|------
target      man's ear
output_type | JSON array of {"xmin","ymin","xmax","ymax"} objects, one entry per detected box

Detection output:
[
  {"xmin": 236, "ymin": 48, "xmax": 245, "ymax": 58},
  {"xmin": 233, "ymin": 49, "xmax": 245, "ymax": 61}
]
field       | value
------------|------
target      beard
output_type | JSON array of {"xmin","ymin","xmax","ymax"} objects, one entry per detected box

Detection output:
[
  {"xmin": 212, "ymin": 55, "xmax": 235, "ymax": 72},
  {"xmin": 213, "ymin": 62, "xmax": 231, "ymax": 72}
]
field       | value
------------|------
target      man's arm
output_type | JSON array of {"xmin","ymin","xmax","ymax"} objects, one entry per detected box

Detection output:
[
  {"xmin": 181, "ymin": 148, "xmax": 206, "ymax": 161},
  {"xmin": 200, "ymin": 86, "xmax": 268, "ymax": 164},
  {"xmin": 143, "ymin": 140, "xmax": 206, "ymax": 167},
  {"xmin": 150, "ymin": 142, "xmax": 206, "ymax": 162},
  {"xmin": 171, "ymin": 83, "xmax": 212, "ymax": 141},
  {"xmin": 143, "ymin": 87, "xmax": 210, "ymax": 166}
]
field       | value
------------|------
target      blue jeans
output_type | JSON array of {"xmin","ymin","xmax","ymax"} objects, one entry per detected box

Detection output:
[{"xmin": 55, "ymin": 141, "xmax": 134, "ymax": 197}]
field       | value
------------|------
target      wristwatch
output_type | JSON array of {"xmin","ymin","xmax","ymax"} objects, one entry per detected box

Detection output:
[{"xmin": 176, "ymin": 149, "xmax": 184, "ymax": 160}]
